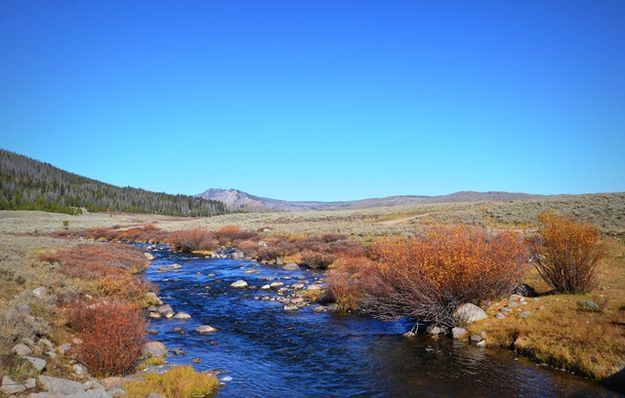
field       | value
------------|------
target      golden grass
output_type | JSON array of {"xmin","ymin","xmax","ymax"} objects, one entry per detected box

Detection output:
[
  {"xmin": 125, "ymin": 366, "xmax": 219, "ymax": 398},
  {"xmin": 468, "ymin": 239, "xmax": 625, "ymax": 379}
]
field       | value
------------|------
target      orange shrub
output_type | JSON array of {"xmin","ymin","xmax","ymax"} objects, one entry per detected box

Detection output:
[
  {"xmin": 40, "ymin": 243, "xmax": 150, "ymax": 278},
  {"xmin": 300, "ymin": 250, "xmax": 336, "ymax": 269},
  {"xmin": 330, "ymin": 226, "xmax": 529, "ymax": 326},
  {"xmin": 98, "ymin": 273, "xmax": 154, "ymax": 302},
  {"xmin": 327, "ymin": 256, "xmax": 375, "ymax": 310},
  {"xmin": 71, "ymin": 301, "xmax": 146, "ymax": 376},
  {"xmin": 215, "ymin": 224, "xmax": 257, "ymax": 243},
  {"xmin": 531, "ymin": 212, "xmax": 604, "ymax": 293},
  {"xmin": 169, "ymin": 229, "xmax": 217, "ymax": 252}
]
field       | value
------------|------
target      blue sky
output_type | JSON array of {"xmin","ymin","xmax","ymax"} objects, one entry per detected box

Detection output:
[{"xmin": 1, "ymin": 1, "xmax": 624, "ymax": 201}]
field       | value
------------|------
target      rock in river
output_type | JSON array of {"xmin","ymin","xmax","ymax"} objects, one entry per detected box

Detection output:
[
  {"xmin": 230, "ymin": 280, "xmax": 248, "ymax": 288},
  {"xmin": 196, "ymin": 325, "xmax": 218, "ymax": 334}
]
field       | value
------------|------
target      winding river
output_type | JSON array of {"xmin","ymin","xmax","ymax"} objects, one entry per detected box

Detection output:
[{"xmin": 138, "ymin": 244, "xmax": 622, "ymax": 397}]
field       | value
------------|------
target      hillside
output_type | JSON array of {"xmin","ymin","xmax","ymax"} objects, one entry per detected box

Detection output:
[
  {"xmin": 197, "ymin": 188, "xmax": 543, "ymax": 212},
  {"xmin": 0, "ymin": 149, "xmax": 227, "ymax": 216}
]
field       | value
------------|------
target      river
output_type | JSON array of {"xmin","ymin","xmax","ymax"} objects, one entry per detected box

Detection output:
[{"xmin": 138, "ymin": 244, "xmax": 622, "ymax": 397}]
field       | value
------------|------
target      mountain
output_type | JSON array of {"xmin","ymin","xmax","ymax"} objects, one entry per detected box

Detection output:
[
  {"xmin": 197, "ymin": 188, "xmax": 542, "ymax": 212},
  {"xmin": 0, "ymin": 149, "xmax": 228, "ymax": 217}
]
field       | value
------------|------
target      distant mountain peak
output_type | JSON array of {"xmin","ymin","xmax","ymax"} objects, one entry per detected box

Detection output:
[{"xmin": 197, "ymin": 187, "xmax": 542, "ymax": 212}]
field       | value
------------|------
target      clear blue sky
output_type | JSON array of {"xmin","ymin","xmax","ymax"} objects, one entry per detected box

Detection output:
[{"xmin": 1, "ymin": 1, "xmax": 624, "ymax": 201}]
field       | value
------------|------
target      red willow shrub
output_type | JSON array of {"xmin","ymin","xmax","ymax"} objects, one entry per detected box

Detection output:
[
  {"xmin": 530, "ymin": 212, "xmax": 604, "ymax": 294},
  {"xmin": 329, "ymin": 226, "xmax": 529, "ymax": 326},
  {"xmin": 39, "ymin": 243, "xmax": 150, "ymax": 278},
  {"xmin": 68, "ymin": 301, "xmax": 146, "ymax": 376},
  {"xmin": 169, "ymin": 229, "xmax": 217, "ymax": 252},
  {"xmin": 215, "ymin": 224, "xmax": 257, "ymax": 243}
]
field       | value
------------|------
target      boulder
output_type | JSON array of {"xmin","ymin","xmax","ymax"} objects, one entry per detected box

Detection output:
[
  {"xmin": 453, "ymin": 303, "xmax": 487, "ymax": 324},
  {"xmin": 283, "ymin": 304, "xmax": 298, "ymax": 312},
  {"xmin": 260, "ymin": 284, "xmax": 271, "ymax": 290},
  {"xmin": 99, "ymin": 377, "xmax": 124, "ymax": 391},
  {"xmin": 307, "ymin": 284, "xmax": 323, "ymax": 291},
  {"xmin": 1, "ymin": 376, "xmax": 26, "ymax": 395},
  {"xmin": 426, "ymin": 325, "xmax": 443, "ymax": 335},
  {"xmin": 282, "ymin": 263, "xmax": 300, "ymax": 271},
  {"xmin": 73, "ymin": 363, "xmax": 87, "ymax": 376},
  {"xmin": 518, "ymin": 311, "xmax": 532, "ymax": 319},
  {"xmin": 24, "ymin": 356, "xmax": 46, "ymax": 372},
  {"xmin": 451, "ymin": 327, "xmax": 468, "ymax": 340},
  {"xmin": 145, "ymin": 292, "xmax": 162, "ymax": 306},
  {"xmin": 230, "ymin": 280, "xmax": 248, "ymax": 288},
  {"xmin": 269, "ymin": 282, "xmax": 283, "ymax": 288},
  {"xmin": 402, "ymin": 331, "xmax": 416, "ymax": 338},
  {"xmin": 32, "ymin": 287, "xmax": 47, "ymax": 298},
  {"xmin": 196, "ymin": 325, "xmax": 218, "ymax": 334},
  {"xmin": 12, "ymin": 342, "xmax": 32, "ymax": 356},
  {"xmin": 143, "ymin": 341, "xmax": 167, "ymax": 357},
  {"xmin": 144, "ymin": 252, "xmax": 155, "ymax": 260},
  {"xmin": 25, "ymin": 378, "xmax": 37, "ymax": 389},
  {"xmin": 173, "ymin": 312, "xmax": 191, "ymax": 320},
  {"xmin": 39, "ymin": 375, "xmax": 85, "ymax": 395}
]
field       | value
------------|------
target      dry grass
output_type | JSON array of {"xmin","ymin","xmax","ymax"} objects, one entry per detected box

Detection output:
[
  {"xmin": 125, "ymin": 366, "xmax": 219, "ymax": 398},
  {"xmin": 467, "ymin": 239, "xmax": 625, "ymax": 379}
]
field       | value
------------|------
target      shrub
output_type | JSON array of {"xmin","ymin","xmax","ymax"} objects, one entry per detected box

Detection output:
[
  {"xmin": 327, "ymin": 256, "xmax": 375, "ymax": 310},
  {"xmin": 300, "ymin": 250, "xmax": 336, "ymax": 269},
  {"xmin": 70, "ymin": 301, "xmax": 145, "ymax": 376},
  {"xmin": 215, "ymin": 224, "xmax": 257, "ymax": 242},
  {"xmin": 169, "ymin": 229, "xmax": 217, "ymax": 252},
  {"xmin": 39, "ymin": 243, "xmax": 149, "ymax": 278},
  {"xmin": 331, "ymin": 226, "xmax": 529, "ymax": 326},
  {"xmin": 125, "ymin": 365, "xmax": 219, "ymax": 398},
  {"xmin": 530, "ymin": 212, "xmax": 604, "ymax": 294}
]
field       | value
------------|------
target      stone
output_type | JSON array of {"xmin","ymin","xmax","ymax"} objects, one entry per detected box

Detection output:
[
  {"xmin": 39, "ymin": 375, "xmax": 86, "ymax": 395},
  {"xmin": 403, "ymin": 331, "xmax": 416, "ymax": 338},
  {"xmin": 426, "ymin": 325, "xmax": 443, "ymax": 335},
  {"xmin": 508, "ymin": 301, "xmax": 519, "ymax": 309},
  {"xmin": 284, "ymin": 304, "xmax": 298, "ymax": 312},
  {"xmin": 518, "ymin": 311, "xmax": 532, "ymax": 319},
  {"xmin": 24, "ymin": 356, "xmax": 46, "ymax": 372},
  {"xmin": 26, "ymin": 393, "xmax": 61, "ymax": 398},
  {"xmin": 25, "ymin": 378, "xmax": 37, "ymax": 389},
  {"xmin": 476, "ymin": 340, "xmax": 487, "ymax": 348},
  {"xmin": 196, "ymin": 325, "xmax": 218, "ymax": 334},
  {"xmin": 145, "ymin": 292, "xmax": 162, "ymax": 305},
  {"xmin": 192, "ymin": 357, "xmax": 201, "ymax": 363},
  {"xmin": 580, "ymin": 299, "xmax": 599, "ymax": 311},
  {"xmin": 12, "ymin": 342, "xmax": 33, "ymax": 356},
  {"xmin": 270, "ymin": 282, "xmax": 283, "ymax": 288},
  {"xmin": 326, "ymin": 303, "xmax": 339, "ymax": 312},
  {"xmin": 307, "ymin": 284, "xmax": 322, "ymax": 291},
  {"xmin": 32, "ymin": 287, "xmax": 47, "ymax": 298},
  {"xmin": 144, "ymin": 252, "xmax": 155, "ymax": 260},
  {"xmin": 292, "ymin": 283, "xmax": 305, "ymax": 289},
  {"xmin": 17, "ymin": 303, "xmax": 32, "ymax": 314},
  {"xmin": 173, "ymin": 312, "xmax": 191, "ymax": 320},
  {"xmin": 230, "ymin": 280, "xmax": 248, "ymax": 288},
  {"xmin": 39, "ymin": 338, "xmax": 54, "ymax": 350},
  {"xmin": 282, "ymin": 263, "xmax": 300, "ymax": 271},
  {"xmin": 260, "ymin": 284, "xmax": 271, "ymax": 290},
  {"xmin": 2, "ymin": 376, "xmax": 26, "ymax": 395},
  {"xmin": 59, "ymin": 343, "xmax": 72, "ymax": 354},
  {"xmin": 451, "ymin": 327, "xmax": 468, "ymax": 340},
  {"xmin": 73, "ymin": 363, "xmax": 87, "ymax": 376},
  {"xmin": 453, "ymin": 303, "xmax": 487, "ymax": 324},
  {"xmin": 99, "ymin": 377, "xmax": 123, "ymax": 391},
  {"xmin": 147, "ymin": 329, "xmax": 158, "ymax": 335},
  {"xmin": 509, "ymin": 294, "xmax": 524, "ymax": 302},
  {"xmin": 143, "ymin": 341, "xmax": 167, "ymax": 357},
  {"xmin": 495, "ymin": 312, "xmax": 505, "ymax": 319},
  {"xmin": 148, "ymin": 312, "xmax": 162, "ymax": 319},
  {"xmin": 470, "ymin": 334, "xmax": 483, "ymax": 342},
  {"xmin": 313, "ymin": 305, "xmax": 326, "ymax": 313}
]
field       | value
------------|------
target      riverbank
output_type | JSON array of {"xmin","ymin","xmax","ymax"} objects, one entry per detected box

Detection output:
[{"xmin": 1, "ymin": 210, "xmax": 624, "ymax": 396}]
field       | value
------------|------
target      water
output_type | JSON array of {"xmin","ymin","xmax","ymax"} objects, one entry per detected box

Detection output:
[{"xmin": 138, "ymin": 244, "xmax": 622, "ymax": 397}]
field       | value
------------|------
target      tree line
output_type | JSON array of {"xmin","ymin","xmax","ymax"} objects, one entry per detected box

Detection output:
[{"xmin": 0, "ymin": 149, "xmax": 227, "ymax": 217}]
